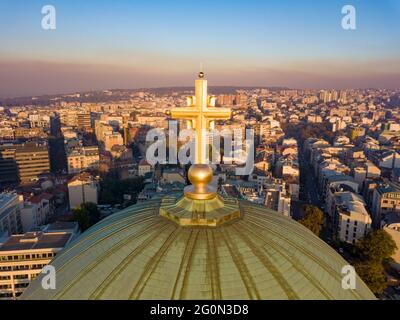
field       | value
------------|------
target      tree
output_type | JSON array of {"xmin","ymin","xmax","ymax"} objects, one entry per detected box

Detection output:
[
  {"xmin": 355, "ymin": 230, "xmax": 397, "ymax": 296},
  {"xmin": 98, "ymin": 176, "xmax": 144, "ymax": 205},
  {"xmin": 82, "ymin": 202, "xmax": 100, "ymax": 224},
  {"xmin": 72, "ymin": 202, "xmax": 100, "ymax": 232},
  {"xmin": 72, "ymin": 207, "xmax": 91, "ymax": 231},
  {"xmin": 356, "ymin": 229, "xmax": 397, "ymax": 264},
  {"xmin": 355, "ymin": 262, "xmax": 387, "ymax": 295},
  {"xmin": 299, "ymin": 205, "xmax": 324, "ymax": 236}
]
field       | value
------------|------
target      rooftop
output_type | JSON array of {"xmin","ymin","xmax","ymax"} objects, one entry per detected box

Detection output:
[
  {"xmin": 45, "ymin": 221, "xmax": 79, "ymax": 233},
  {"xmin": 377, "ymin": 182, "xmax": 400, "ymax": 195},
  {"xmin": 382, "ymin": 212, "xmax": 400, "ymax": 226},
  {"xmin": 334, "ymin": 192, "xmax": 369, "ymax": 217},
  {"xmin": 0, "ymin": 231, "xmax": 72, "ymax": 252},
  {"xmin": 68, "ymin": 172, "xmax": 97, "ymax": 184},
  {"xmin": 0, "ymin": 193, "xmax": 18, "ymax": 210}
]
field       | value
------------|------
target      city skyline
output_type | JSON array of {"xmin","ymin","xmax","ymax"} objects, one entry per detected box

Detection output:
[{"xmin": 1, "ymin": 0, "xmax": 400, "ymax": 97}]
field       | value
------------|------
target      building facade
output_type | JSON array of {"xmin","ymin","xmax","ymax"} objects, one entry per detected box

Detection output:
[
  {"xmin": 0, "ymin": 223, "xmax": 77, "ymax": 299},
  {"xmin": 14, "ymin": 144, "xmax": 50, "ymax": 183},
  {"xmin": 67, "ymin": 146, "xmax": 100, "ymax": 175},
  {"xmin": 372, "ymin": 183, "xmax": 400, "ymax": 227},
  {"xmin": 68, "ymin": 173, "xmax": 99, "ymax": 209},
  {"xmin": 0, "ymin": 193, "xmax": 23, "ymax": 237}
]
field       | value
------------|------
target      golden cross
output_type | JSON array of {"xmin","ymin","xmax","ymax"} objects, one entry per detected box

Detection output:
[{"xmin": 170, "ymin": 72, "xmax": 231, "ymax": 164}]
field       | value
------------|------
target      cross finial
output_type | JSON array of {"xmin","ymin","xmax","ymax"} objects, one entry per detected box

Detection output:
[
  {"xmin": 169, "ymin": 74, "xmax": 232, "ymax": 200},
  {"xmin": 170, "ymin": 74, "xmax": 231, "ymax": 164}
]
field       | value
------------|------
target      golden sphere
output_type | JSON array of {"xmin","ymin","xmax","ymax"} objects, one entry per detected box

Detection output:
[{"xmin": 188, "ymin": 164, "xmax": 213, "ymax": 186}]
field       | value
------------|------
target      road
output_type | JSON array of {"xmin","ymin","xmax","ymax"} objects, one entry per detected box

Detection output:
[{"xmin": 298, "ymin": 148, "xmax": 331, "ymax": 242}]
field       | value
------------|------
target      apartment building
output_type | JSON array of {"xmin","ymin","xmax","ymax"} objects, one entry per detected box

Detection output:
[
  {"xmin": 381, "ymin": 212, "xmax": 400, "ymax": 271},
  {"xmin": 0, "ymin": 193, "xmax": 23, "ymax": 237},
  {"xmin": 68, "ymin": 173, "xmax": 99, "ymax": 209},
  {"xmin": 0, "ymin": 145, "xmax": 18, "ymax": 186},
  {"xmin": 372, "ymin": 182, "xmax": 400, "ymax": 227},
  {"xmin": 76, "ymin": 112, "xmax": 91, "ymax": 130},
  {"xmin": 334, "ymin": 192, "xmax": 372, "ymax": 244},
  {"xmin": 67, "ymin": 146, "xmax": 100, "ymax": 174},
  {"xmin": 104, "ymin": 132, "xmax": 123, "ymax": 152},
  {"xmin": 20, "ymin": 193, "xmax": 55, "ymax": 232},
  {"xmin": 14, "ymin": 144, "xmax": 50, "ymax": 183},
  {"xmin": 0, "ymin": 223, "xmax": 78, "ymax": 299}
]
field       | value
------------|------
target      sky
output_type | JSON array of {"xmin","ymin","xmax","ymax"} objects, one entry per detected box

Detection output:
[{"xmin": 0, "ymin": 0, "xmax": 400, "ymax": 97}]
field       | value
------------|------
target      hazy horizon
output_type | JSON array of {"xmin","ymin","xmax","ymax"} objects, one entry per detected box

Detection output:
[{"xmin": 1, "ymin": 0, "xmax": 400, "ymax": 97}]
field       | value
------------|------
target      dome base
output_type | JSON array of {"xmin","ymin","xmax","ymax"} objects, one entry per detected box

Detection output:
[{"xmin": 159, "ymin": 194, "xmax": 241, "ymax": 227}]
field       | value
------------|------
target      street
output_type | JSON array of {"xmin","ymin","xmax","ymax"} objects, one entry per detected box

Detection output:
[{"xmin": 298, "ymin": 148, "xmax": 331, "ymax": 242}]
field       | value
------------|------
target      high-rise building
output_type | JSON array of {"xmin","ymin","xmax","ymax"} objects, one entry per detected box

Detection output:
[
  {"xmin": 14, "ymin": 144, "xmax": 50, "ymax": 183},
  {"xmin": 0, "ymin": 143, "xmax": 50, "ymax": 184},
  {"xmin": 60, "ymin": 110, "xmax": 78, "ymax": 127},
  {"xmin": 339, "ymin": 90, "xmax": 347, "ymax": 104},
  {"xmin": 76, "ymin": 112, "xmax": 91, "ymax": 130},
  {"xmin": 0, "ymin": 145, "xmax": 18, "ymax": 186}
]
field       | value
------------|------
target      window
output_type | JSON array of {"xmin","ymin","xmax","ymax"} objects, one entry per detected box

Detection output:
[
  {"xmin": 0, "ymin": 284, "xmax": 11, "ymax": 290},
  {"xmin": 15, "ymin": 283, "xmax": 29, "ymax": 289}
]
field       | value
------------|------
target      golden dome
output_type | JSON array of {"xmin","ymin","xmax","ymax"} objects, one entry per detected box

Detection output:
[{"xmin": 22, "ymin": 195, "xmax": 375, "ymax": 300}]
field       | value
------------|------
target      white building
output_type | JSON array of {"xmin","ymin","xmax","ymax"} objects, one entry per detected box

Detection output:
[
  {"xmin": 333, "ymin": 192, "xmax": 372, "ymax": 244},
  {"xmin": 20, "ymin": 193, "xmax": 54, "ymax": 232},
  {"xmin": 67, "ymin": 146, "xmax": 100, "ymax": 174},
  {"xmin": 104, "ymin": 132, "xmax": 123, "ymax": 152},
  {"xmin": 68, "ymin": 173, "xmax": 99, "ymax": 209},
  {"xmin": 0, "ymin": 222, "xmax": 78, "ymax": 299},
  {"xmin": 0, "ymin": 194, "xmax": 23, "ymax": 236},
  {"xmin": 381, "ymin": 213, "xmax": 400, "ymax": 271}
]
